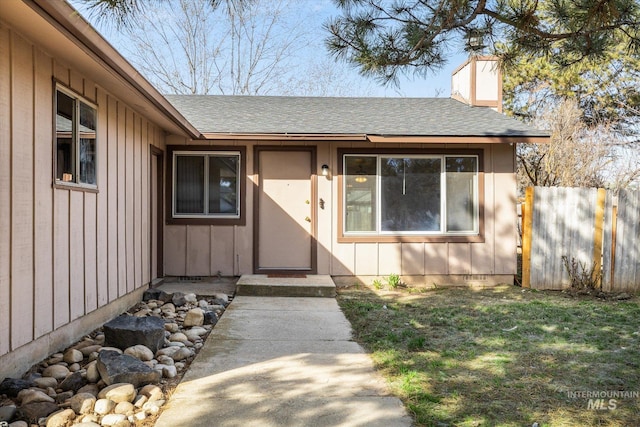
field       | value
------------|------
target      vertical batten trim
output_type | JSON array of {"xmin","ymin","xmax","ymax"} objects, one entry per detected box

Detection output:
[
  {"xmin": 7, "ymin": 29, "xmax": 13, "ymax": 351},
  {"xmin": 95, "ymin": 167, "xmax": 99, "ymax": 309},
  {"xmin": 83, "ymin": 191, "xmax": 87, "ymax": 315},
  {"xmin": 132, "ymin": 114, "xmax": 137, "ymax": 289},
  {"xmin": 137, "ymin": 117, "xmax": 142, "ymax": 286},
  {"xmin": 116, "ymin": 100, "xmax": 122, "ymax": 297},
  {"xmin": 48, "ymin": 56, "xmax": 55, "ymax": 334},
  {"xmin": 67, "ymin": 189, "xmax": 71, "ymax": 321},
  {"xmin": 105, "ymin": 95, "xmax": 111, "ymax": 303},
  {"xmin": 124, "ymin": 108, "xmax": 128, "ymax": 293},
  {"xmin": 492, "ymin": 144, "xmax": 497, "ymax": 274},
  {"xmin": 31, "ymin": 43, "xmax": 36, "ymax": 341},
  {"xmin": 185, "ymin": 225, "xmax": 189, "ymax": 274}
]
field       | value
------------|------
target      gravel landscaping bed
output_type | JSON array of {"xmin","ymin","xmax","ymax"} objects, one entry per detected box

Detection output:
[{"xmin": 0, "ymin": 288, "xmax": 233, "ymax": 427}]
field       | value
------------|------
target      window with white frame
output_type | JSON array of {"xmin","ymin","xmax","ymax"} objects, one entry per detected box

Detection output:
[
  {"xmin": 172, "ymin": 151, "xmax": 241, "ymax": 218},
  {"xmin": 343, "ymin": 154, "xmax": 479, "ymax": 235},
  {"xmin": 55, "ymin": 86, "xmax": 97, "ymax": 187}
]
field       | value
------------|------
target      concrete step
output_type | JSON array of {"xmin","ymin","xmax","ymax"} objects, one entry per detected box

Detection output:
[{"xmin": 236, "ymin": 274, "xmax": 336, "ymax": 297}]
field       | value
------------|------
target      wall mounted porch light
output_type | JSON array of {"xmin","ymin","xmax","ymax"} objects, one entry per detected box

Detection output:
[{"xmin": 321, "ymin": 164, "xmax": 330, "ymax": 176}]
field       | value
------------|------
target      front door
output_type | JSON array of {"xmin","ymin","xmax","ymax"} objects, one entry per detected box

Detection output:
[{"xmin": 254, "ymin": 147, "xmax": 316, "ymax": 274}]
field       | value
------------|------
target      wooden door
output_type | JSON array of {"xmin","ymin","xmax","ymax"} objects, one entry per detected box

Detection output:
[{"xmin": 254, "ymin": 147, "xmax": 316, "ymax": 274}]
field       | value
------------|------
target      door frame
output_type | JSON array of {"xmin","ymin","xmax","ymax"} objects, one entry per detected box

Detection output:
[
  {"xmin": 253, "ymin": 146, "xmax": 317, "ymax": 274},
  {"xmin": 150, "ymin": 145, "xmax": 164, "ymax": 279}
]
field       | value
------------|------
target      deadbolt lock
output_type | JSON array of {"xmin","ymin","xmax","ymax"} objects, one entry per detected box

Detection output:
[{"xmin": 305, "ymin": 200, "xmax": 310, "ymax": 204}]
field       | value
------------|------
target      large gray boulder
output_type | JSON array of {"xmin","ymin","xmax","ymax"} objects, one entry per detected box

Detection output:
[
  {"xmin": 103, "ymin": 315, "xmax": 165, "ymax": 352},
  {"xmin": 97, "ymin": 350, "xmax": 160, "ymax": 387}
]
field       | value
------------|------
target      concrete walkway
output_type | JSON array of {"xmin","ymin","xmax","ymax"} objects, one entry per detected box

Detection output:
[{"xmin": 154, "ymin": 296, "xmax": 412, "ymax": 427}]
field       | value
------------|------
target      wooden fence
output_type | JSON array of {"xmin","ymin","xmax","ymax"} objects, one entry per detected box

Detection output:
[{"xmin": 522, "ymin": 187, "xmax": 640, "ymax": 291}]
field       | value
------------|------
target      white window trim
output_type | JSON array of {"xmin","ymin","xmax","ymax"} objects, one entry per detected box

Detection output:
[
  {"xmin": 54, "ymin": 84, "xmax": 98, "ymax": 190},
  {"xmin": 343, "ymin": 154, "xmax": 479, "ymax": 236},
  {"xmin": 172, "ymin": 150, "xmax": 241, "ymax": 219}
]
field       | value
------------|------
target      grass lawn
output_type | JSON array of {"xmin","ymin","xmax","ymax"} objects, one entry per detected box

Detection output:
[{"xmin": 337, "ymin": 284, "xmax": 640, "ymax": 427}]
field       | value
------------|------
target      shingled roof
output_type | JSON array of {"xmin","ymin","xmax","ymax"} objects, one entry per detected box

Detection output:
[{"xmin": 165, "ymin": 95, "xmax": 547, "ymax": 139}]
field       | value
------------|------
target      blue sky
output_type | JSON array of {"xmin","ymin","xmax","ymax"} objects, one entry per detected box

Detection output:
[{"xmin": 72, "ymin": 0, "xmax": 470, "ymax": 98}]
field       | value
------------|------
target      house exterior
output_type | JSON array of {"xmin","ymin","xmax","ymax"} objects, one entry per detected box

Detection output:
[
  {"xmin": 0, "ymin": 0, "xmax": 548, "ymax": 379},
  {"xmin": 162, "ymin": 95, "xmax": 547, "ymax": 286}
]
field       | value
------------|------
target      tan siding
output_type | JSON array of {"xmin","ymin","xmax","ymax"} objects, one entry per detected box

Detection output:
[
  {"xmin": 401, "ymin": 243, "xmax": 425, "ymax": 275},
  {"xmin": 69, "ymin": 190, "xmax": 85, "ymax": 321},
  {"xmin": 125, "ymin": 108, "xmax": 135, "ymax": 292},
  {"xmin": 0, "ymin": 23, "xmax": 164, "ymax": 363},
  {"xmin": 471, "ymin": 145, "xmax": 495, "ymax": 274},
  {"xmin": 75, "ymin": 86, "xmax": 94, "ymax": 323},
  {"xmin": 69, "ymin": 69, "xmax": 83, "ymax": 94},
  {"xmin": 96, "ymin": 90, "xmax": 109, "ymax": 306},
  {"xmin": 424, "ymin": 243, "xmax": 448, "ymax": 274},
  {"xmin": 150, "ymin": 153, "xmax": 158, "ymax": 278},
  {"xmin": 33, "ymin": 48, "xmax": 54, "ymax": 339},
  {"xmin": 133, "ymin": 116, "xmax": 142, "ymax": 289},
  {"xmin": 316, "ymin": 143, "xmax": 332, "ymax": 274},
  {"xmin": 0, "ymin": 23, "xmax": 12, "ymax": 355},
  {"xmin": 84, "ymin": 193, "xmax": 98, "ymax": 313},
  {"xmin": 492, "ymin": 144, "xmax": 517, "ymax": 274},
  {"xmin": 163, "ymin": 140, "xmax": 516, "ymax": 279},
  {"xmin": 141, "ymin": 123, "xmax": 150, "ymax": 284},
  {"xmin": 235, "ymin": 224, "xmax": 253, "ymax": 274},
  {"xmin": 355, "ymin": 243, "xmax": 378, "ymax": 275},
  {"xmin": 53, "ymin": 190, "xmax": 70, "ymax": 329},
  {"xmin": 379, "ymin": 243, "xmax": 402, "ymax": 275},
  {"xmin": 83, "ymin": 76, "xmax": 97, "ymax": 103},
  {"xmin": 106, "ymin": 95, "xmax": 118, "ymax": 302},
  {"xmin": 54, "ymin": 61, "xmax": 69, "ymax": 86},
  {"xmin": 187, "ymin": 226, "xmax": 211, "ymax": 275},
  {"xmin": 10, "ymin": 34, "xmax": 35, "ymax": 349},
  {"xmin": 210, "ymin": 227, "xmax": 234, "ymax": 276},
  {"xmin": 116, "ymin": 101, "xmax": 126, "ymax": 297},
  {"xmin": 237, "ymin": 145, "xmax": 254, "ymax": 274},
  {"xmin": 448, "ymin": 243, "xmax": 471, "ymax": 274},
  {"xmin": 165, "ymin": 226, "xmax": 187, "ymax": 275},
  {"xmin": 331, "ymin": 242, "xmax": 355, "ymax": 275}
]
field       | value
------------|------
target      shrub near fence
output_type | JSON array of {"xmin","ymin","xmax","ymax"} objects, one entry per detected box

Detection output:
[{"xmin": 522, "ymin": 186, "xmax": 640, "ymax": 292}]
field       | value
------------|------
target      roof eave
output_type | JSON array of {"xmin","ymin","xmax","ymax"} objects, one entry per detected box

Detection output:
[
  {"xmin": 200, "ymin": 133, "xmax": 550, "ymax": 143},
  {"xmin": 26, "ymin": 0, "xmax": 203, "ymax": 139},
  {"xmin": 201, "ymin": 133, "xmax": 368, "ymax": 140},
  {"xmin": 367, "ymin": 135, "xmax": 550, "ymax": 144}
]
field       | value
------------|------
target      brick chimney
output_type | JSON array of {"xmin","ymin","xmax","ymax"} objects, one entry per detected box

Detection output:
[{"xmin": 451, "ymin": 56, "xmax": 502, "ymax": 113}]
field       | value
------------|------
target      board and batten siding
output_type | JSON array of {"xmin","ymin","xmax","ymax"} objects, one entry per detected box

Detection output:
[
  {"xmin": 0, "ymin": 25, "xmax": 162, "ymax": 363},
  {"xmin": 163, "ymin": 141, "xmax": 516, "ymax": 279}
]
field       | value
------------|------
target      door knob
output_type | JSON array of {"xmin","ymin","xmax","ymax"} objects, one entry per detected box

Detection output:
[{"xmin": 304, "ymin": 216, "xmax": 311, "ymax": 222}]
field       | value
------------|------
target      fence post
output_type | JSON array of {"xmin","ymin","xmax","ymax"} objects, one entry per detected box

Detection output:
[
  {"xmin": 592, "ymin": 188, "xmax": 606, "ymax": 288},
  {"xmin": 610, "ymin": 203, "xmax": 618, "ymax": 289},
  {"xmin": 522, "ymin": 187, "xmax": 534, "ymax": 288}
]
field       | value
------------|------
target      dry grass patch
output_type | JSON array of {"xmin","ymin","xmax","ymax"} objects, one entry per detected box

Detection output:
[{"xmin": 337, "ymin": 285, "xmax": 640, "ymax": 427}]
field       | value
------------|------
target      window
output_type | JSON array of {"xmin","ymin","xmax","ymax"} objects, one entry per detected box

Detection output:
[
  {"xmin": 172, "ymin": 151, "xmax": 241, "ymax": 219},
  {"xmin": 55, "ymin": 86, "xmax": 97, "ymax": 187},
  {"xmin": 342, "ymin": 152, "xmax": 480, "ymax": 239}
]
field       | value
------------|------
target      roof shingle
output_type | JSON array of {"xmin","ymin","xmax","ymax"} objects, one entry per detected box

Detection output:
[{"xmin": 165, "ymin": 95, "xmax": 547, "ymax": 138}]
